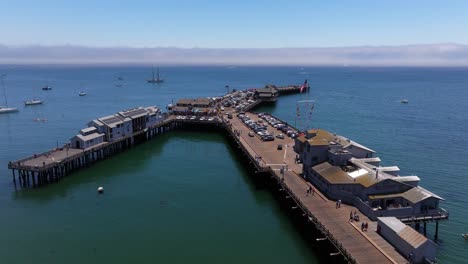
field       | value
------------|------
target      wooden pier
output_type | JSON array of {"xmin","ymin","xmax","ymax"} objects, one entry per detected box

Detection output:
[
  {"xmin": 7, "ymin": 85, "xmax": 440, "ymax": 263},
  {"xmin": 223, "ymin": 113, "xmax": 408, "ymax": 264},
  {"xmin": 277, "ymin": 84, "xmax": 309, "ymax": 94},
  {"xmin": 8, "ymin": 117, "xmax": 178, "ymax": 188}
]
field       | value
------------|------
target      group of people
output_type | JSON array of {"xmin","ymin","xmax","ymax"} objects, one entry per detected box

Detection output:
[
  {"xmin": 349, "ymin": 210, "xmax": 360, "ymax": 222},
  {"xmin": 361, "ymin": 222, "xmax": 369, "ymax": 232},
  {"xmin": 306, "ymin": 186, "xmax": 314, "ymax": 196},
  {"xmin": 335, "ymin": 199, "xmax": 342, "ymax": 208}
]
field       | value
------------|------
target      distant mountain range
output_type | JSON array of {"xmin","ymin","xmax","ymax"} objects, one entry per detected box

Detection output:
[{"xmin": 1, "ymin": 43, "xmax": 467, "ymax": 66}]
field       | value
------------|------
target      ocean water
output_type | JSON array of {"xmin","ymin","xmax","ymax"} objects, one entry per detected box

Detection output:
[{"xmin": 0, "ymin": 65, "xmax": 467, "ymax": 263}]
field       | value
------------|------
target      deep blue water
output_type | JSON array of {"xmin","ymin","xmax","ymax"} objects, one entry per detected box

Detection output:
[{"xmin": 0, "ymin": 65, "xmax": 467, "ymax": 263}]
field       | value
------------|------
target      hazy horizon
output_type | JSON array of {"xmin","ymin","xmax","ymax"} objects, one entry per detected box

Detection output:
[{"xmin": 1, "ymin": 43, "xmax": 468, "ymax": 66}]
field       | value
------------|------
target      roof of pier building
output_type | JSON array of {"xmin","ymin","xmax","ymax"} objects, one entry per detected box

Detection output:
[
  {"xmin": 369, "ymin": 186, "xmax": 444, "ymax": 204},
  {"xmin": 297, "ymin": 129, "xmax": 376, "ymax": 154},
  {"xmin": 80, "ymin": 126, "xmax": 98, "ymax": 135},
  {"xmin": 176, "ymin": 98, "xmax": 212, "ymax": 107},
  {"xmin": 118, "ymin": 107, "xmax": 149, "ymax": 119},
  {"xmin": 98, "ymin": 114, "xmax": 131, "ymax": 128},
  {"xmin": 144, "ymin": 106, "xmax": 160, "ymax": 114},
  {"xmin": 74, "ymin": 132, "xmax": 105, "ymax": 142},
  {"xmin": 312, "ymin": 161, "xmax": 422, "ymax": 189}
]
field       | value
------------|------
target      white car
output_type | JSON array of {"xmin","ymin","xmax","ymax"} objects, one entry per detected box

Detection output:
[
  {"xmin": 190, "ymin": 116, "xmax": 196, "ymax": 120},
  {"xmin": 200, "ymin": 117, "xmax": 206, "ymax": 121},
  {"xmin": 208, "ymin": 117, "xmax": 214, "ymax": 121}
]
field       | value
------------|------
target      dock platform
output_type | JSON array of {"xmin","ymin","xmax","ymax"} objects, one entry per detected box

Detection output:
[
  {"xmin": 7, "ymin": 83, "xmax": 441, "ymax": 263},
  {"xmin": 224, "ymin": 112, "xmax": 407, "ymax": 264}
]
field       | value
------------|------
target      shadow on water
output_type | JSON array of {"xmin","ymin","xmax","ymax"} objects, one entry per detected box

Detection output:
[{"xmin": 11, "ymin": 131, "xmax": 176, "ymax": 201}]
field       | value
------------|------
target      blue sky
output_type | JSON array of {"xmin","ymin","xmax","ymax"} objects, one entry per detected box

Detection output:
[{"xmin": 2, "ymin": 0, "xmax": 468, "ymax": 48}]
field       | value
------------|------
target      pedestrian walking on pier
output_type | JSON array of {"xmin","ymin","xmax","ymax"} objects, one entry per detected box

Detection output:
[
  {"xmin": 338, "ymin": 200, "xmax": 342, "ymax": 208},
  {"xmin": 349, "ymin": 211, "xmax": 353, "ymax": 222},
  {"xmin": 361, "ymin": 222, "xmax": 365, "ymax": 231}
]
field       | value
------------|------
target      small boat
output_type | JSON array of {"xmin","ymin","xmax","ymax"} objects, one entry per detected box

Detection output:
[
  {"xmin": 24, "ymin": 99, "xmax": 43, "ymax": 106},
  {"xmin": 79, "ymin": 91, "xmax": 87, "ymax": 96},
  {"xmin": 115, "ymin": 84, "xmax": 123, "ymax": 87},
  {"xmin": 0, "ymin": 106, "xmax": 18, "ymax": 114},
  {"xmin": 400, "ymin": 99, "xmax": 409, "ymax": 104},
  {"xmin": 0, "ymin": 74, "xmax": 18, "ymax": 114},
  {"xmin": 117, "ymin": 76, "xmax": 124, "ymax": 81},
  {"xmin": 147, "ymin": 66, "xmax": 164, "ymax": 83},
  {"xmin": 463, "ymin": 233, "xmax": 468, "ymax": 240},
  {"xmin": 42, "ymin": 85, "xmax": 52, "ymax": 90}
]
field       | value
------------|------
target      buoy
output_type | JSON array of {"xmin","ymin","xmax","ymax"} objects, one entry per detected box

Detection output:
[{"xmin": 97, "ymin": 186, "xmax": 104, "ymax": 194}]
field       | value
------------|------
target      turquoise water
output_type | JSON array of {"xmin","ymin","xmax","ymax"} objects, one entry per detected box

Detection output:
[{"xmin": 1, "ymin": 65, "xmax": 467, "ymax": 263}]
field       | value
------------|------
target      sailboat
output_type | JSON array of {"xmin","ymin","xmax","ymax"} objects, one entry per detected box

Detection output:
[
  {"xmin": 25, "ymin": 87, "xmax": 43, "ymax": 106},
  {"xmin": 0, "ymin": 74, "xmax": 18, "ymax": 114},
  {"xmin": 147, "ymin": 66, "xmax": 164, "ymax": 83}
]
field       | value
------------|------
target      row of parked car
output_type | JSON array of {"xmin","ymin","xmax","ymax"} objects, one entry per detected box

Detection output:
[
  {"xmin": 257, "ymin": 113, "xmax": 298, "ymax": 138},
  {"xmin": 222, "ymin": 90, "xmax": 257, "ymax": 111},
  {"xmin": 237, "ymin": 113, "xmax": 275, "ymax": 141},
  {"xmin": 176, "ymin": 115, "xmax": 217, "ymax": 122}
]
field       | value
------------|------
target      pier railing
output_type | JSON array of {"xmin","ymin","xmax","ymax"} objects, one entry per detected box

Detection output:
[{"xmin": 270, "ymin": 167, "xmax": 357, "ymax": 264}]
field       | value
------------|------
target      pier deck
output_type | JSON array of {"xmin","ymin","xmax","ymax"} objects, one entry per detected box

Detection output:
[
  {"xmin": 225, "ymin": 113, "xmax": 407, "ymax": 264},
  {"xmin": 8, "ymin": 84, "xmax": 436, "ymax": 263}
]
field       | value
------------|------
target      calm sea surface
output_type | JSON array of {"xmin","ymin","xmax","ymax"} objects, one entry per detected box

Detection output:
[{"xmin": 0, "ymin": 65, "xmax": 467, "ymax": 263}]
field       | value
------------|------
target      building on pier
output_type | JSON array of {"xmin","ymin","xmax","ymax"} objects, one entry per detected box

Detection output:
[
  {"xmin": 70, "ymin": 127, "xmax": 105, "ymax": 149},
  {"xmin": 172, "ymin": 98, "xmax": 216, "ymax": 115},
  {"xmin": 73, "ymin": 106, "xmax": 164, "ymax": 149},
  {"xmin": 254, "ymin": 86, "xmax": 279, "ymax": 102},
  {"xmin": 294, "ymin": 129, "xmax": 447, "ymax": 221},
  {"xmin": 377, "ymin": 217, "xmax": 437, "ymax": 263}
]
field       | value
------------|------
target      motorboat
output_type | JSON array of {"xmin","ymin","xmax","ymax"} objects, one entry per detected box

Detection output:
[
  {"xmin": 400, "ymin": 99, "xmax": 409, "ymax": 104},
  {"xmin": 79, "ymin": 91, "xmax": 87, "ymax": 96},
  {"xmin": 42, "ymin": 85, "xmax": 52, "ymax": 90},
  {"xmin": 24, "ymin": 99, "xmax": 43, "ymax": 106},
  {"xmin": 463, "ymin": 233, "xmax": 468, "ymax": 240}
]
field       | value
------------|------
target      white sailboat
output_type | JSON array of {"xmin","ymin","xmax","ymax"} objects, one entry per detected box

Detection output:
[
  {"xmin": 25, "ymin": 87, "xmax": 43, "ymax": 106},
  {"xmin": 0, "ymin": 74, "xmax": 18, "ymax": 114}
]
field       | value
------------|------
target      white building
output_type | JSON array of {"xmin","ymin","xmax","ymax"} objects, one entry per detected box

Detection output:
[
  {"xmin": 97, "ymin": 114, "xmax": 133, "ymax": 142},
  {"xmin": 143, "ymin": 106, "xmax": 165, "ymax": 128},
  {"xmin": 377, "ymin": 217, "xmax": 437, "ymax": 263},
  {"xmin": 70, "ymin": 126, "xmax": 105, "ymax": 149}
]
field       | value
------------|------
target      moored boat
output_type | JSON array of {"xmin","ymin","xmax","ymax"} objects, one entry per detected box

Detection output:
[{"xmin": 24, "ymin": 99, "xmax": 43, "ymax": 106}]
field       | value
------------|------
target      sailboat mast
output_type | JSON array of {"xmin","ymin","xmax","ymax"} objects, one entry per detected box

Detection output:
[
  {"xmin": 152, "ymin": 66, "xmax": 155, "ymax": 81},
  {"xmin": 1, "ymin": 74, "xmax": 8, "ymax": 107},
  {"xmin": 157, "ymin": 67, "xmax": 160, "ymax": 81}
]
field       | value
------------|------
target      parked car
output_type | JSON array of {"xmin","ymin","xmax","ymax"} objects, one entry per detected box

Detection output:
[{"xmin": 276, "ymin": 134, "xmax": 285, "ymax": 139}]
